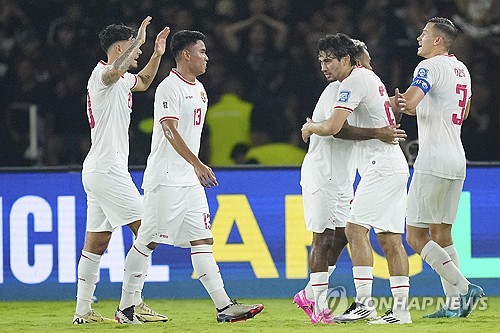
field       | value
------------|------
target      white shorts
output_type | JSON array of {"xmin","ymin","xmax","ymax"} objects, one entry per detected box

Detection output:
[
  {"xmin": 302, "ymin": 183, "xmax": 352, "ymax": 233},
  {"xmin": 82, "ymin": 166, "xmax": 143, "ymax": 232},
  {"xmin": 137, "ymin": 185, "xmax": 212, "ymax": 248},
  {"xmin": 348, "ymin": 172, "xmax": 408, "ymax": 234},
  {"xmin": 407, "ymin": 173, "xmax": 464, "ymax": 228}
]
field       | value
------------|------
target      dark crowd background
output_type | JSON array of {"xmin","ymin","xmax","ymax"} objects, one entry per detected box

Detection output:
[{"xmin": 1, "ymin": 0, "xmax": 499, "ymax": 167}]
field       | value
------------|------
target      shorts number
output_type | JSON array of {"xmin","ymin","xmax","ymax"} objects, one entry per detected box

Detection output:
[{"xmin": 452, "ymin": 84, "xmax": 467, "ymax": 125}]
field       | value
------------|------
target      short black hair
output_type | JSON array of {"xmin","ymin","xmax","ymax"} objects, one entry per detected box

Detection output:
[
  {"xmin": 428, "ymin": 17, "xmax": 458, "ymax": 49},
  {"xmin": 170, "ymin": 30, "xmax": 206, "ymax": 60},
  {"xmin": 317, "ymin": 33, "xmax": 357, "ymax": 66},
  {"xmin": 98, "ymin": 24, "xmax": 136, "ymax": 53},
  {"xmin": 351, "ymin": 39, "xmax": 368, "ymax": 61}
]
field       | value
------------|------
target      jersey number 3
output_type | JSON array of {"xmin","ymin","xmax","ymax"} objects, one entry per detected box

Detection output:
[
  {"xmin": 193, "ymin": 108, "xmax": 202, "ymax": 126},
  {"xmin": 452, "ymin": 84, "xmax": 467, "ymax": 125}
]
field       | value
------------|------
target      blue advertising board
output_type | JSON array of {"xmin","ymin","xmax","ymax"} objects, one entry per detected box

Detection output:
[{"xmin": 0, "ymin": 167, "xmax": 499, "ymax": 300}]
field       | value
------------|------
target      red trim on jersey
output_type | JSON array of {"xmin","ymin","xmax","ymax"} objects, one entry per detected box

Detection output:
[
  {"xmin": 171, "ymin": 69, "xmax": 196, "ymax": 85},
  {"xmin": 99, "ymin": 60, "xmax": 108, "ymax": 65},
  {"xmin": 354, "ymin": 277, "xmax": 373, "ymax": 281},
  {"xmin": 131, "ymin": 75, "xmax": 138, "ymax": 89},
  {"xmin": 334, "ymin": 106, "xmax": 354, "ymax": 112},
  {"xmin": 391, "ymin": 285, "xmax": 410, "ymax": 289},
  {"xmin": 311, "ymin": 283, "xmax": 329, "ymax": 287},
  {"xmin": 159, "ymin": 116, "xmax": 179, "ymax": 123},
  {"xmin": 191, "ymin": 251, "xmax": 213, "ymax": 255},
  {"xmin": 354, "ymin": 65, "xmax": 363, "ymax": 68}
]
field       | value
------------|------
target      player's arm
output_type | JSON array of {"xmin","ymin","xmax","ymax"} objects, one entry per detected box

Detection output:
[
  {"xmin": 102, "ymin": 16, "xmax": 151, "ymax": 86},
  {"xmin": 133, "ymin": 26, "xmax": 170, "ymax": 92},
  {"xmin": 400, "ymin": 85, "xmax": 424, "ymax": 116},
  {"xmin": 335, "ymin": 123, "xmax": 406, "ymax": 144},
  {"xmin": 301, "ymin": 107, "xmax": 350, "ymax": 142},
  {"xmin": 160, "ymin": 119, "xmax": 218, "ymax": 188}
]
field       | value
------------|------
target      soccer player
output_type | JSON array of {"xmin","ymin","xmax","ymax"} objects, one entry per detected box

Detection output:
[
  {"xmin": 294, "ymin": 39, "xmax": 407, "ymax": 324},
  {"xmin": 115, "ymin": 30, "xmax": 264, "ymax": 324},
  {"xmin": 399, "ymin": 17, "xmax": 484, "ymax": 318},
  {"xmin": 301, "ymin": 33, "xmax": 411, "ymax": 325},
  {"xmin": 73, "ymin": 17, "xmax": 170, "ymax": 324}
]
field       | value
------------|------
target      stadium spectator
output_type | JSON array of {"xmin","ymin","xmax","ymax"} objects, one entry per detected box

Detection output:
[{"xmin": 0, "ymin": 0, "xmax": 498, "ymax": 167}]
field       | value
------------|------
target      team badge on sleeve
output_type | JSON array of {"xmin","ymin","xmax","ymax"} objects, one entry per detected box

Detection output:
[
  {"xmin": 200, "ymin": 91, "xmax": 207, "ymax": 103},
  {"xmin": 162, "ymin": 101, "xmax": 169, "ymax": 109},
  {"xmin": 416, "ymin": 68, "xmax": 429, "ymax": 78},
  {"xmin": 338, "ymin": 90, "xmax": 351, "ymax": 103}
]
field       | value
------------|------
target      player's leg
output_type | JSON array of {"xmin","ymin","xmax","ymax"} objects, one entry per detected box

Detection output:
[
  {"xmin": 74, "ymin": 173, "xmax": 115, "ymax": 324},
  {"xmin": 372, "ymin": 232, "xmax": 411, "ymax": 324},
  {"xmin": 117, "ymin": 185, "xmax": 168, "ymax": 324},
  {"xmin": 308, "ymin": 230, "xmax": 334, "ymax": 321},
  {"xmin": 185, "ymin": 186, "xmax": 264, "ymax": 322},
  {"xmin": 333, "ymin": 222, "xmax": 376, "ymax": 323},
  {"xmin": 430, "ymin": 224, "xmax": 461, "ymax": 313},
  {"xmin": 294, "ymin": 186, "xmax": 342, "ymax": 323},
  {"xmin": 406, "ymin": 174, "xmax": 483, "ymax": 318},
  {"xmin": 74, "ymin": 231, "xmax": 114, "ymax": 324}
]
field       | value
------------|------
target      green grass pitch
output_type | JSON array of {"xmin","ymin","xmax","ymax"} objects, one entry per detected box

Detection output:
[{"xmin": 1, "ymin": 297, "xmax": 498, "ymax": 332}]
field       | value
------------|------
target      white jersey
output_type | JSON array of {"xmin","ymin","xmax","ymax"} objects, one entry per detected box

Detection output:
[
  {"xmin": 142, "ymin": 69, "xmax": 208, "ymax": 190},
  {"xmin": 83, "ymin": 61, "xmax": 138, "ymax": 173},
  {"xmin": 410, "ymin": 55, "xmax": 471, "ymax": 180},
  {"xmin": 300, "ymin": 81, "xmax": 356, "ymax": 193},
  {"xmin": 335, "ymin": 67, "xmax": 408, "ymax": 177}
]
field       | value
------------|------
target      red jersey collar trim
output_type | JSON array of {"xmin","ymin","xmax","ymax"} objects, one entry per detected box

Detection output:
[
  {"xmin": 171, "ymin": 69, "xmax": 196, "ymax": 85},
  {"xmin": 99, "ymin": 60, "xmax": 108, "ymax": 65}
]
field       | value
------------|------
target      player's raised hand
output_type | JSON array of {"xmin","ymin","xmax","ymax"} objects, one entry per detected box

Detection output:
[
  {"xmin": 301, "ymin": 117, "xmax": 314, "ymax": 143},
  {"xmin": 194, "ymin": 162, "xmax": 218, "ymax": 188},
  {"xmin": 154, "ymin": 26, "xmax": 171, "ymax": 56},
  {"xmin": 376, "ymin": 123, "xmax": 407, "ymax": 145},
  {"xmin": 136, "ymin": 16, "xmax": 152, "ymax": 46}
]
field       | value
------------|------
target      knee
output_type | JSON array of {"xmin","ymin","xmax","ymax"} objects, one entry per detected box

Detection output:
[
  {"xmin": 84, "ymin": 235, "xmax": 112, "ymax": 255},
  {"xmin": 405, "ymin": 230, "xmax": 423, "ymax": 252},
  {"xmin": 191, "ymin": 238, "xmax": 214, "ymax": 246},
  {"xmin": 379, "ymin": 235, "xmax": 403, "ymax": 256}
]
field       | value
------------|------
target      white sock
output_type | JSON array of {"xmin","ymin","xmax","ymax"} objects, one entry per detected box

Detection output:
[
  {"xmin": 421, "ymin": 241, "xmax": 469, "ymax": 294},
  {"xmin": 390, "ymin": 276, "xmax": 410, "ymax": 319},
  {"xmin": 134, "ymin": 260, "xmax": 149, "ymax": 306},
  {"xmin": 353, "ymin": 266, "xmax": 373, "ymax": 308},
  {"xmin": 75, "ymin": 251, "xmax": 101, "ymax": 316},
  {"xmin": 305, "ymin": 265, "xmax": 336, "ymax": 301},
  {"xmin": 442, "ymin": 244, "xmax": 461, "ymax": 309},
  {"xmin": 119, "ymin": 242, "xmax": 152, "ymax": 310},
  {"xmin": 310, "ymin": 272, "xmax": 329, "ymax": 315},
  {"xmin": 191, "ymin": 245, "xmax": 231, "ymax": 309}
]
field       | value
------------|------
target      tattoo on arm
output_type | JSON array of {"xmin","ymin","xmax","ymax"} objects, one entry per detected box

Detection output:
[{"xmin": 102, "ymin": 39, "xmax": 141, "ymax": 86}]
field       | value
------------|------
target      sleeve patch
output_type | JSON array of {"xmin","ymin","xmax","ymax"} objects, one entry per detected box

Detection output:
[
  {"xmin": 416, "ymin": 67, "xmax": 429, "ymax": 78},
  {"xmin": 162, "ymin": 101, "xmax": 169, "ymax": 109},
  {"xmin": 337, "ymin": 90, "xmax": 351, "ymax": 102}
]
